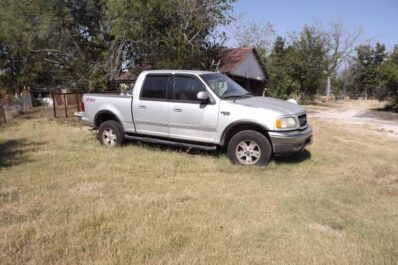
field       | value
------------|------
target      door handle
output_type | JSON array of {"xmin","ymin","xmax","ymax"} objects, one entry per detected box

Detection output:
[
  {"xmin": 173, "ymin": 108, "xmax": 182, "ymax": 112},
  {"xmin": 139, "ymin": 105, "xmax": 147, "ymax": 109}
]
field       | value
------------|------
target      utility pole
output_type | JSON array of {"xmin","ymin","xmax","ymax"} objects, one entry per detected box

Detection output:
[{"xmin": 326, "ymin": 75, "xmax": 331, "ymax": 100}]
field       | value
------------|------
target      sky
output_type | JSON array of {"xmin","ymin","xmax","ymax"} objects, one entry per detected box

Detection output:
[{"xmin": 223, "ymin": 0, "xmax": 398, "ymax": 50}]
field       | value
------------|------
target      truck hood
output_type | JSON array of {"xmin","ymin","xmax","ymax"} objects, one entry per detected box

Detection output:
[{"xmin": 232, "ymin": 96, "xmax": 305, "ymax": 115}]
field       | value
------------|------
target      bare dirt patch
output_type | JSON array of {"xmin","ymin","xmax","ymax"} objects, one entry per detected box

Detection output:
[
  {"xmin": 309, "ymin": 223, "xmax": 343, "ymax": 237},
  {"xmin": 307, "ymin": 100, "xmax": 398, "ymax": 138},
  {"xmin": 69, "ymin": 181, "xmax": 104, "ymax": 197}
]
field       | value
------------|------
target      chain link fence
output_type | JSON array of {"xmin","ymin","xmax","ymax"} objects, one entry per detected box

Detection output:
[{"xmin": 0, "ymin": 94, "xmax": 32, "ymax": 125}]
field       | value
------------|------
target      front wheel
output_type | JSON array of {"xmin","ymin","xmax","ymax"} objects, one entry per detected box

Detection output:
[
  {"xmin": 98, "ymin": 120, "xmax": 124, "ymax": 147},
  {"xmin": 227, "ymin": 130, "xmax": 272, "ymax": 166}
]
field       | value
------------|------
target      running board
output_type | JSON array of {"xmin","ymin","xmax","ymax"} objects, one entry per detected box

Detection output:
[{"xmin": 124, "ymin": 135, "xmax": 217, "ymax": 151}]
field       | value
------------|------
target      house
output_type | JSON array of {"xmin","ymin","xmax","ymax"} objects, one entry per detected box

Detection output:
[
  {"xmin": 217, "ymin": 47, "xmax": 267, "ymax": 96},
  {"xmin": 112, "ymin": 49, "xmax": 267, "ymax": 95}
]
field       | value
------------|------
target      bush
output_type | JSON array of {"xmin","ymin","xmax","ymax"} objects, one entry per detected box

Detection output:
[
  {"xmin": 0, "ymin": 88, "xmax": 6, "ymax": 99},
  {"xmin": 389, "ymin": 96, "xmax": 398, "ymax": 112},
  {"xmin": 374, "ymin": 86, "xmax": 389, "ymax": 101}
]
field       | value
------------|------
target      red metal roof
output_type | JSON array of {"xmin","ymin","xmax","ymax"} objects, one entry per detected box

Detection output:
[{"xmin": 218, "ymin": 47, "xmax": 254, "ymax": 73}]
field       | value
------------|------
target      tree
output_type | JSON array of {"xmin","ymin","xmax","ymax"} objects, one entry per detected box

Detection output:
[
  {"xmin": 265, "ymin": 25, "xmax": 330, "ymax": 101},
  {"xmin": 377, "ymin": 46, "xmax": 398, "ymax": 110},
  {"xmin": 105, "ymin": 0, "xmax": 235, "ymax": 71},
  {"xmin": 0, "ymin": 0, "xmax": 111, "ymax": 91},
  {"xmin": 0, "ymin": 40, "xmax": 22, "ymax": 93},
  {"xmin": 353, "ymin": 43, "xmax": 387, "ymax": 96},
  {"xmin": 290, "ymin": 25, "xmax": 328, "ymax": 100},
  {"xmin": 266, "ymin": 37, "xmax": 299, "ymax": 99},
  {"xmin": 323, "ymin": 20, "xmax": 362, "ymax": 99},
  {"xmin": 0, "ymin": 0, "xmax": 235, "ymax": 92},
  {"xmin": 233, "ymin": 17, "xmax": 275, "ymax": 58}
]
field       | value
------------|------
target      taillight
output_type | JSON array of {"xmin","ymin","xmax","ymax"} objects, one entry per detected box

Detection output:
[{"xmin": 80, "ymin": 102, "xmax": 85, "ymax": 112}]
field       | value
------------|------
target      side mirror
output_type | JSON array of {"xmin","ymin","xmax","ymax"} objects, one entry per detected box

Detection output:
[{"xmin": 197, "ymin": 91, "xmax": 210, "ymax": 102}]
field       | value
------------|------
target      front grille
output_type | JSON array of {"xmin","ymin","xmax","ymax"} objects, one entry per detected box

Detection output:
[{"xmin": 298, "ymin": 114, "xmax": 307, "ymax": 127}]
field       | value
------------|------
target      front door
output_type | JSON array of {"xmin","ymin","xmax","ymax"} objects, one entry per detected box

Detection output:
[{"xmin": 168, "ymin": 75, "xmax": 219, "ymax": 143}]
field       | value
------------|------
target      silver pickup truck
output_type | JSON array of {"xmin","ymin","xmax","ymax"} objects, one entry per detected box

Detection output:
[{"xmin": 76, "ymin": 70, "xmax": 312, "ymax": 166}]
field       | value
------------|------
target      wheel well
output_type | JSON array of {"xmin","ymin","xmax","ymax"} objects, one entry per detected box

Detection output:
[
  {"xmin": 221, "ymin": 122, "xmax": 270, "ymax": 146},
  {"xmin": 94, "ymin": 111, "xmax": 122, "ymax": 128}
]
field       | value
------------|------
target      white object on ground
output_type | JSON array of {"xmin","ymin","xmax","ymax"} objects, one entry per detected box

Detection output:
[{"xmin": 43, "ymin": 97, "xmax": 53, "ymax": 106}]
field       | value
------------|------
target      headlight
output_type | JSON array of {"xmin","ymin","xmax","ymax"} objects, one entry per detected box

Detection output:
[{"xmin": 276, "ymin": 117, "xmax": 297, "ymax": 129}]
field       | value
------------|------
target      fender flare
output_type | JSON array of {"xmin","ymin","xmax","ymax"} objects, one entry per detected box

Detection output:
[
  {"xmin": 94, "ymin": 110, "xmax": 123, "ymax": 129},
  {"xmin": 220, "ymin": 120, "xmax": 270, "ymax": 146}
]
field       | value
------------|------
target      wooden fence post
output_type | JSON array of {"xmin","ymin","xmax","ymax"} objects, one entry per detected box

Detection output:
[
  {"xmin": 0, "ymin": 104, "xmax": 6, "ymax": 125},
  {"xmin": 64, "ymin": 94, "xmax": 68, "ymax": 117},
  {"xmin": 52, "ymin": 93, "xmax": 57, "ymax": 118},
  {"xmin": 76, "ymin": 93, "xmax": 80, "ymax": 112}
]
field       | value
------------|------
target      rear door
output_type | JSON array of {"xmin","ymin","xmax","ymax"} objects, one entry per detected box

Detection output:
[
  {"xmin": 133, "ymin": 74, "xmax": 170, "ymax": 137},
  {"xmin": 168, "ymin": 74, "xmax": 219, "ymax": 143}
]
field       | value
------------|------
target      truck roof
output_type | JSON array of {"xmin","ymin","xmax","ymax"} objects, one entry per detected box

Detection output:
[{"xmin": 141, "ymin": 70, "xmax": 216, "ymax": 75}]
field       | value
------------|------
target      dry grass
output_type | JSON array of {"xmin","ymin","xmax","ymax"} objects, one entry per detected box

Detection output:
[{"xmin": 1, "ymin": 110, "xmax": 398, "ymax": 264}]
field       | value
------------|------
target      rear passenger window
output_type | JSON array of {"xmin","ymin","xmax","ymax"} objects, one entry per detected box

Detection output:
[
  {"xmin": 141, "ymin": 75, "xmax": 169, "ymax": 100},
  {"xmin": 173, "ymin": 76, "xmax": 205, "ymax": 102}
]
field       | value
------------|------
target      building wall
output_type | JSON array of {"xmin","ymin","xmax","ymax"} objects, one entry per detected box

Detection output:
[{"xmin": 231, "ymin": 52, "xmax": 266, "ymax": 82}]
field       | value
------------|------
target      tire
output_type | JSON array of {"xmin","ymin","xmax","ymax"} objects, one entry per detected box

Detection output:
[
  {"xmin": 98, "ymin": 120, "xmax": 124, "ymax": 147},
  {"xmin": 227, "ymin": 130, "xmax": 272, "ymax": 166}
]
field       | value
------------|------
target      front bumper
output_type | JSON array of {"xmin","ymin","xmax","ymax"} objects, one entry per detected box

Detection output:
[{"xmin": 269, "ymin": 126, "xmax": 313, "ymax": 156}]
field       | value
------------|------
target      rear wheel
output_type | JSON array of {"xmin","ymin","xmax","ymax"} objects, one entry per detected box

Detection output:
[
  {"xmin": 227, "ymin": 130, "xmax": 272, "ymax": 166},
  {"xmin": 98, "ymin": 120, "xmax": 124, "ymax": 146}
]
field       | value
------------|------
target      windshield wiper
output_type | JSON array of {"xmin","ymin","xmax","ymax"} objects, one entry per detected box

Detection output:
[{"xmin": 222, "ymin": 93, "xmax": 253, "ymax": 99}]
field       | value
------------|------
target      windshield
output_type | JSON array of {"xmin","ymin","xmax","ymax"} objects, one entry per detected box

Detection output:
[{"xmin": 200, "ymin": 73, "xmax": 251, "ymax": 99}]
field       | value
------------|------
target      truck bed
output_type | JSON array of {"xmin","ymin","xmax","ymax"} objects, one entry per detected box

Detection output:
[{"xmin": 80, "ymin": 94, "xmax": 136, "ymax": 133}]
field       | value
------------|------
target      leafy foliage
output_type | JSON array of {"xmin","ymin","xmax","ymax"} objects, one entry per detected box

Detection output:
[
  {"xmin": 0, "ymin": 0, "xmax": 235, "ymax": 92},
  {"xmin": 233, "ymin": 18, "xmax": 275, "ymax": 58},
  {"xmin": 335, "ymin": 43, "xmax": 398, "ymax": 111},
  {"xmin": 266, "ymin": 26, "xmax": 328, "ymax": 101},
  {"xmin": 105, "ymin": 0, "xmax": 233, "ymax": 69},
  {"xmin": 266, "ymin": 37, "xmax": 299, "ymax": 99},
  {"xmin": 377, "ymin": 47, "xmax": 398, "ymax": 110},
  {"xmin": 0, "ymin": 0, "xmax": 110, "ymax": 91},
  {"xmin": 290, "ymin": 26, "xmax": 328, "ymax": 100},
  {"xmin": 1, "ymin": 1, "xmax": 397, "ymax": 109},
  {"xmin": 352, "ymin": 43, "xmax": 387, "ymax": 96}
]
